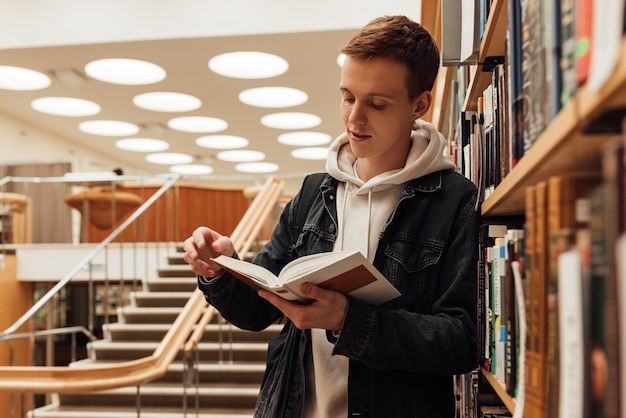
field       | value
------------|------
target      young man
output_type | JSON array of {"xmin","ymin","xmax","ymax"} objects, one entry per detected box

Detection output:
[{"xmin": 183, "ymin": 15, "xmax": 479, "ymax": 417}]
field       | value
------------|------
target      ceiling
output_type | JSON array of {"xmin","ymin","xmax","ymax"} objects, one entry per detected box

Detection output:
[{"xmin": 0, "ymin": 1, "xmax": 425, "ymax": 186}]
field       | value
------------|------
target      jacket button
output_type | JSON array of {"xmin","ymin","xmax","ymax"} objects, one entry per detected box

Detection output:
[
  {"xmin": 327, "ymin": 224, "xmax": 335, "ymax": 233},
  {"xmin": 291, "ymin": 390, "xmax": 301, "ymax": 400}
]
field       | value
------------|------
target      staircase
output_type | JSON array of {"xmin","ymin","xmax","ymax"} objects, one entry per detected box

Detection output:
[{"xmin": 30, "ymin": 246, "xmax": 281, "ymax": 418}]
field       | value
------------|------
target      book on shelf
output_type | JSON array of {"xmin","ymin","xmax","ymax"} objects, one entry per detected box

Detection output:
[
  {"xmin": 545, "ymin": 174, "xmax": 600, "ymax": 418},
  {"xmin": 575, "ymin": 0, "xmax": 593, "ymax": 86},
  {"xmin": 545, "ymin": 0, "xmax": 563, "ymax": 119},
  {"xmin": 557, "ymin": 234, "xmax": 593, "ymax": 418},
  {"xmin": 589, "ymin": 137, "xmax": 626, "ymax": 418},
  {"xmin": 211, "ymin": 250, "xmax": 401, "ymax": 305},
  {"xmin": 560, "ymin": 0, "xmax": 577, "ymax": 106},
  {"xmin": 617, "ymin": 234, "xmax": 626, "ymax": 416},
  {"xmin": 523, "ymin": 181, "xmax": 549, "ymax": 418}
]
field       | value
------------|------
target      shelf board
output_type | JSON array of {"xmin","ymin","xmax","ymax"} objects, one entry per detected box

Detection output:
[
  {"xmin": 480, "ymin": 367, "xmax": 516, "ymax": 413},
  {"xmin": 482, "ymin": 34, "xmax": 626, "ymax": 216},
  {"xmin": 463, "ymin": 0, "xmax": 508, "ymax": 111}
]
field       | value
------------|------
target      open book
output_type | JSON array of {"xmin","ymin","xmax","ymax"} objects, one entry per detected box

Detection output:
[{"xmin": 211, "ymin": 250, "xmax": 401, "ymax": 304}]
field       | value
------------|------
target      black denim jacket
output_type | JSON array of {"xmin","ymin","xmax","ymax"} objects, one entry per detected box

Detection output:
[{"xmin": 198, "ymin": 170, "xmax": 479, "ymax": 418}]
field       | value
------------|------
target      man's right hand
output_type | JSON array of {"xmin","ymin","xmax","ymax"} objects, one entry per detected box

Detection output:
[{"xmin": 183, "ymin": 226, "xmax": 235, "ymax": 278}]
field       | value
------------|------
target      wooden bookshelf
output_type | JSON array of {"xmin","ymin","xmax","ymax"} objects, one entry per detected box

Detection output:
[
  {"xmin": 481, "ymin": 367, "xmax": 516, "ymax": 413},
  {"xmin": 445, "ymin": 1, "xmax": 626, "ymax": 415},
  {"xmin": 481, "ymin": 34, "xmax": 626, "ymax": 216},
  {"xmin": 463, "ymin": 0, "xmax": 508, "ymax": 112}
]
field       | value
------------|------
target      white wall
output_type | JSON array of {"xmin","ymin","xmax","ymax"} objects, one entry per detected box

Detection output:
[
  {"xmin": 0, "ymin": 112, "xmax": 135, "ymax": 174},
  {"xmin": 0, "ymin": 1, "xmax": 420, "ymax": 49}
]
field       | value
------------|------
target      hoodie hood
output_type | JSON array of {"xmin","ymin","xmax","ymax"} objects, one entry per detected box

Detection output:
[{"xmin": 325, "ymin": 119, "xmax": 454, "ymax": 195}]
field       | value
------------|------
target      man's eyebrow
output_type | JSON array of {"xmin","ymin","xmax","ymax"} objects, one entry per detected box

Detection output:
[{"xmin": 339, "ymin": 86, "xmax": 394, "ymax": 98}]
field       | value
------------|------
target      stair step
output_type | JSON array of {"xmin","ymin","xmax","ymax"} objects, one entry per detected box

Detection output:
[
  {"xmin": 58, "ymin": 384, "xmax": 259, "ymax": 409},
  {"xmin": 68, "ymin": 361, "xmax": 266, "ymax": 384},
  {"xmin": 117, "ymin": 307, "xmax": 184, "ymax": 324},
  {"xmin": 130, "ymin": 291, "xmax": 193, "ymax": 308},
  {"xmin": 88, "ymin": 341, "xmax": 269, "ymax": 362},
  {"xmin": 30, "ymin": 406, "xmax": 253, "ymax": 418},
  {"xmin": 158, "ymin": 265, "xmax": 195, "ymax": 278},
  {"xmin": 145, "ymin": 278, "xmax": 197, "ymax": 292},
  {"xmin": 167, "ymin": 254, "xmax": 187, "ymax": 265},
  {"xmin": 103, "ymin": 323, "xmax": 282, "ymax": 343}
]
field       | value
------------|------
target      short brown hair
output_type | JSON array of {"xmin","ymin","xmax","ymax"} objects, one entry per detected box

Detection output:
[{"xmin": 341, "ymin": 15, "xmax": 440, "ymax": 100}]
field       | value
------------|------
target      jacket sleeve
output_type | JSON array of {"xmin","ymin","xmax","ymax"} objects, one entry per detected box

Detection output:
[{"xmin": 197, "ymin": 190, "xmax": 303, "ymax": 331}]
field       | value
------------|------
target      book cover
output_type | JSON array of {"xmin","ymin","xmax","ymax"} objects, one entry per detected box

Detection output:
[
  {"xmin": 560, "ymin": 0, "xmax": 577, "ymax": 106},
  {"xmin": 557, "ymin": 249, "xmax": 587, "ymax": 418},
  {"xmin": 212, "ymin": 250, "xmax": 401, "ymax": 305},
  {"xmin": 545, "ymin": 174, "xmax": 600, "ymax": 418},
  {"xmin": 523, "ymin": 181, "xmax": 549, "ymax": 418}
]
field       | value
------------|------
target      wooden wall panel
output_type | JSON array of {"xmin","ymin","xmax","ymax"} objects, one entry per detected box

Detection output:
[{"xmin": 84, "ymin": 184, "xmax": 249, "ymax": 243}]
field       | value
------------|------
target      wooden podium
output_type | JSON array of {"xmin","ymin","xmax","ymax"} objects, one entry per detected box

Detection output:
[{"xmin": 0, "ymin": 192, "xmax": 32, "ymax": 244}]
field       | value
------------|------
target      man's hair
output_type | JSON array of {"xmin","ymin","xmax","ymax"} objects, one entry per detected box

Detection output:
[{"xmin": 341, "ymin": 15, "xmax": 440, "ymax": 100}]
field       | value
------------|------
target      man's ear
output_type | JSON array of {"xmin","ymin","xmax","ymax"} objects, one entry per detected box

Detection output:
[{"xmin": 413, "ymin": 90, "xmax": 432, "ymax": 119}]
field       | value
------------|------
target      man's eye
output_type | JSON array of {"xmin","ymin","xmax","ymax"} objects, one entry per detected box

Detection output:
[{"xmin": 370, "ymin": 102, "xmax": 386, "ymax": 109}]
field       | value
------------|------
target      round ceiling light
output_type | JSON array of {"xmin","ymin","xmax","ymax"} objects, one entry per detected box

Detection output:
[
  {"xmin": 196, "ymin": 135, "xmax": 249, "ymax": 150},
  {"xmin": 291, "ymin": 147, "xmax": 329, "ymax": 160},
  {"xmin": 79, "ymin": 120, "xmax": 140, "ymax": 136},
  {"xmin": 239, "ymin": 86, "xmax": 308, "ymax": 108},
  {"xmin": 217, "ymin": 150, "xmax": 265, "ymax": 162},
  {"xmin": 116, "ymin": 138, "xmax": 170, "ymax": 152},
  {"xmin": 168, "ymin": 116, "xmax": 228, "ymax": 133},
  {"xmin": 133, "ymin": 92, "xmax": 201, "ymax": 112},
  {"xmin": 261, "ymin": 112, "xmax": 321, "ymax": 130},
  {"xmin": 337, "ymin": 53, "xmax": 346, "ymax": 67},
  {"xmin": 85, "ymin": 58, "xmax": 166, "ymax": 85},
  {"xmin": 235, "ymin": 162, "xmax": 279, "ymax": 173},
  {"xmin": 31, "ymin": 97, "xmax": 101, "ymax": 117},
  {"xmin": 209, "ymin": 51, "xmax": 288, "ymax": 79},
  {"xmin": 0, "ymin": 65, "xmax": 51, "ymax": 90},
  {"xmin": 278, "ymin": 131, "xmax": 332, "ymax": 146},
  {"xmin": 170, "ymin": 164, "xmax": 214, "ymax": 175},
  {"xmin": 145, "ymin": 152, "xmax": 193, "ymax": 165}
]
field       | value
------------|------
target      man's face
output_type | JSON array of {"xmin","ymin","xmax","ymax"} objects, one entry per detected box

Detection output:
[{"xmin": 339, "ymin": 56, "xmax": 429, "ymax": 173}]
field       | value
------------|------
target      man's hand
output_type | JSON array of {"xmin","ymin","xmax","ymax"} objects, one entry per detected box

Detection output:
[
  {"xmin": 183, "ymin": 226, "xmax": 235, "ymax": 278},
  {"xmin": 258, "ymin": 282, "xmax": 347, "ymax": 331}
]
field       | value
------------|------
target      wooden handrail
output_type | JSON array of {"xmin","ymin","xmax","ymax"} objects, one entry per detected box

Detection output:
[
  {"xmin": 183, "ymin": 305, "xmax": 218, "ymax": 354},
  {"xmin": 0, "ymin": 175, "xmax": 284, "ymax": 394},
  {"xmin": 0, "ymin": 289, "xmax": 205, "ymax": 392}
]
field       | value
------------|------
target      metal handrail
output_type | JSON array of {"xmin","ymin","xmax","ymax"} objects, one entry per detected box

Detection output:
[
  {"xmin": 0, "ymin": 326, "xmax": 97, "ymax": 343},
  {"xmin": 0, "ymin": 173, "xmax": 180, "ymax": 340}
]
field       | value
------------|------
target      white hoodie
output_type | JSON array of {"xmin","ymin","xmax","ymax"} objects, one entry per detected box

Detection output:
[
  {"xmin": 303, "ymin": 119, "xmax": 454, "ymax": 418},
  {"xmin": 326, "ymin": 119, "xmax": 455, "ymax": 261}
]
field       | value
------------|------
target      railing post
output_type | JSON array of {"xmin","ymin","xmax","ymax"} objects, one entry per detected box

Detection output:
[{"xmin": 135, "ymin": 385, "xmax": 141, "ymax": 418}]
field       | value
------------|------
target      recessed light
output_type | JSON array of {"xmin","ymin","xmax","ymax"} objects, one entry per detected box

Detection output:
[
  {"xmin": 79, "ymin": 120, "xmax": 140, "ymax": 136},
  {"xmin": 209, "ymin": 51, "xmax": 288, "ymax": 79},
  {"xmin": 278, "ymin": 132, "xmax": 332, "ymax": 146},
  {"xmin": 145, "ymin": 152, "xmax": 193, "ymax": 165},
  {"xmin": 235, "ymin": 162, "xmax": 279, "ymax": 173},
  {"xmin": 261, "ymin": 112, "xmax": 321, "ymax": 129},
  {"xmin": 0, "ymin": 66, "xmax": 51, "ymax": 90},
  {"xmin": 168, "ymin": 116, "xmax": 228, "ymax": 133},
  {"xmin": 31, "ymin": 97, "xmax": 101, "ymax": 117},
  {"xmin": 85, "ymin": 58, "xmax": 166, "ymax": 85},
  {"xmin": 291, "ymin": 147, "xmax": 329, "ymax": 160},
  {"xmin": 116, "ymin": 138, "xmax": 170, "ymax": 152},
  {"xmin": 170, "ymin": 164, "xmax": 214, "ymax": 175},
  {"xmin": 133, "ymin": 92, "xmax": 201, "ymax": 112},
  {"xmin": 217, "ymin": 150, "xmax": 265, "ymax": 162},
  {"xmin": 239, "ymin": 86, "xmax": 308, "ymax": 108},
  {"xmin": 196, "ymin": 135, "xmax": 249, "ymax": 150},
  {"xmin": 337, "ymin": 54, "xmax": 346, "ymax": 67}
]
